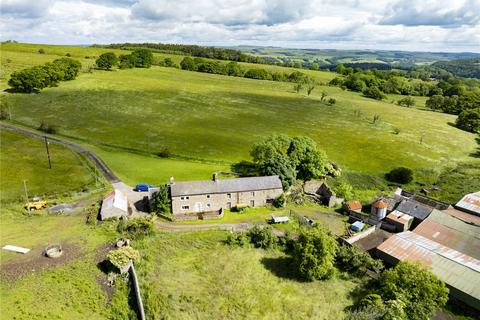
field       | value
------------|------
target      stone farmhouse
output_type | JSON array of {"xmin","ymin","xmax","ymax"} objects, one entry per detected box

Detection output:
[{"xmin": 169, "ymin": 175, "xmax": 283, "ymax": 215}]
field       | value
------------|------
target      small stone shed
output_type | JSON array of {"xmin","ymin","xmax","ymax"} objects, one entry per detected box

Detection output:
[{"xmin": 303, "ymin": 180, "xmax": 342, "ymax": 207}]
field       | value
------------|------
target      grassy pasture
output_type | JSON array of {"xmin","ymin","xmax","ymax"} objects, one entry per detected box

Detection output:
[
  {"xmin": 0, "ymin": 129, "xmax": 98, "ymax": 203},
  {"xmin": 135, "ymin": 231, "xmax": 359, "ymax": 319},
  {"xmin": 2, "ymin": 64, "xmax": 476, "ymax": 176}
]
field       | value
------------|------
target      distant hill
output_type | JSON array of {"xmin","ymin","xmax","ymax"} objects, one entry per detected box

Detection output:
[
  {"xmin": 232, "ymin": 46, "xmax": 480, "ymax": 68},
  {"xmin": 432, "ymin": 58, "xmax": 480, "ymax": 79}
]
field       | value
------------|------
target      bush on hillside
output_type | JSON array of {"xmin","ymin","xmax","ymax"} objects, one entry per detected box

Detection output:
[
  {"xmin": 456, "ymin": 107, "xmax": 480, "ymax": 133},
  {"xmin": 363, "ymin": 86, "xmax": 386, "ymax": 100},
  {"xmin": 386, "ymin": 167, "xmax": 414, "ymax": 184},
  {"xmin": 335, "ymin": 244, "xmax": 383, "ymax": 275},
  {"xmin": 397, "ymin": 96, "xmax": 415, "ymax": 107},
  {"xmin": 38, "ymin": 121, "xmax": 57, "ymax": 134},
  {"xmin": 96, "ymin": 52, "xmax": 118, "ymax": 70},
  {"xmin": 247, "ymin": 225, "xmax": 278, "ymax": 249},
  {"xmin": 117, "ymin": 217, "xmax": 154, "ymax": 239}
]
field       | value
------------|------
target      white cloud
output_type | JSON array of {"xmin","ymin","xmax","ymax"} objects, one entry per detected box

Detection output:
[{"xmin": 0, "ymin": 0, "xmax": 479, "ymax": 52}]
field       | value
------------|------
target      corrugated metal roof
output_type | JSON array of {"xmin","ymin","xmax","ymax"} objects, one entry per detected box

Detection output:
[
  {"xmin": 442, "ymin": 208, "xmax": 480, "ymax": 225},
  {"xmin": 455, "ymin": 191, "xmax": 480, "ymax": 215},
  {"xmin": 170, "ymin": 175, "xmax": 282, "ymax": 197},
  {"xmin": 396, "ymin": 199, "xmax": 433, "ymax": 220},
  {"xmin": 414, "ymin": 218, "xmax": 480, "ymax": 260},
  {"xmin": 377, "ymin": 231, "xmax": 480, "ymax": 305}
]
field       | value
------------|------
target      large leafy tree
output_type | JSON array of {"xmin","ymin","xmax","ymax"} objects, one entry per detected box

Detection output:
[
  {"xmin": 250, "ymin": 134, "xmax": 291, "ymax": 164},
  {"xmin": 456, "ymin": 108, "xmax": 480, "ymax": 133},
  {"xmin": 95, "ymin": 52, "xmax": 118, "ymax": 70},
  {"xmin": 380, "ymin": 261, "xmax": 449, "ymax": 320},
  {"xmin": 131, "ymin": 49, "xmax": 154, "ymax": 68},
  {"xmin": 287, "ymin": 136, "xmax": 328, "ymax": 180},
  {"xmin": 293, "ymin": 226, "xmax": 337, "ymax": 280},
  {"xmin": 260, "ymin": 154, "xmax": 296, "ymax": 191}
]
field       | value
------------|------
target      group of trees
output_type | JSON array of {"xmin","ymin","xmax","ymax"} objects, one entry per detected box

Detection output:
[
  {"xmin": 249, "ymin": 135, "xmax": 340, "ymax": 190},
  {"xmin": 95, "ymin": 49, "xmax": 154, "ymax": 70},
  {"xmin": 8, "ymin": 58, "xmax": 81, "ymax": 93},
  {"xmin": 179, "ymin": 57, "xmax": 316, "ymax": 86}
]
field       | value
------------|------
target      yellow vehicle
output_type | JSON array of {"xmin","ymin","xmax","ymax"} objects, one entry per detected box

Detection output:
[{"xmin": 25, "ymin": 197, "xmax": 48, "ymax": 211}]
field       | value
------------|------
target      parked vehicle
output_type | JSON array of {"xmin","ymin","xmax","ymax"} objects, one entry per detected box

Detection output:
[
  {"xmin": 135, "ymin": 183, "xmax": 154, "ymax": 192},
  {"xmin": 25, "ymin": 197, "xmax": 48, "ymax": 211},
  {"xmin": 268, "ymin": 216, "xmax": 290, "ymax": 224}
]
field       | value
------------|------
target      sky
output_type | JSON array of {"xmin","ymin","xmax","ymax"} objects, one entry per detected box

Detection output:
[{"xmin": 1, "ymin": 0, "xmax": 479, "ymax": 52}]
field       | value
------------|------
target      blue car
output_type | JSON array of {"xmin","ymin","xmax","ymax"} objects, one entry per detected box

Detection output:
[{"xmin": 135, "ymin": 183, "xmax": 154, "ymax": 192}]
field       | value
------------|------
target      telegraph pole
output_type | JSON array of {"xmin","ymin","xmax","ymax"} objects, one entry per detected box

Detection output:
[
  {"xmin": 23, "ymin": 180, "xmax": 29, "ymax": 203},
  {"xmin": 44, "ymin": 136, "xmax": 52, "ymax": 169}
]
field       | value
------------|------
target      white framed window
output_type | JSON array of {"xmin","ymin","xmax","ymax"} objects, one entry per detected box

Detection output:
[
  {"xmin": 251, "ymin": 191, "xmax": 255, "ymax": 196},
  {"xmin": 207, "ymin": 195, "xmax": 210, "ymax": 199},
  {"xmin": 181, "ymin": 205, "xmax": 190, "ymax": 210},
  {"xmin": 181, "ymin": 196, "xmax": 190, "ymax": 201},
  {"xmin": 227, "ymin": 193, "xmax": 231, "ymax": 199},
  {"xmin": 206, "ymin": 204, "xmax": 211, "ymax": 209}
]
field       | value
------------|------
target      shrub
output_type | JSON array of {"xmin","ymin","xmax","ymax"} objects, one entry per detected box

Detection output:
[
  {"xmin": 247, "ymin": 225, "xmax": 277, "ymax": 249},
  {"xmin": 386, "ymin": 167, "xmax": 414, "ymax": 184},
  {"xmin": 335, "ymin": 244, "xmax": 384, "ymax": 275},
  {"xmin": 363, "ymin": 86, "xmax": 386, "ymax": 100},
  {"xmin": 327, "ymin": 98, "xmax": 336, "ymax": 105},
  {"xmin": 131, "ymin": 49, "xmax": 153, "ymax": 68},
  {"xmin": 334, "ymin": 182, "xmax": 353, "ymax": 200},
  {"xmin": 293, "ymin": 226, "xmax": 337, "ymax": 280},
  {"xmin": 397, "ymin": 96, "xmax": 415, "ymax": 107},
  {"xmin": 226, "ymin": 232, "xmax": 250, "ymax": 247},
  {"xmin": 232, "ymin": 204, "xmax": 249, "ymax": 212},
  {"xmin": 107, "ymin": 246, "xmax": 139, "ymax": 270},
  {"xmin": 244, "ymin": 68, "xmax": 272, "ymax": 80},
  {"xmin": 85, "ymin": 204, "xmax": 99, "ymax": 225},
  {"xmin": 156, "ymin": 147, "xmax": 171, "ymax": 158},
  {"xmin": 38, "ymin": 48, "xmax": 45, "ymax": 54},
  {"xmin": 272, "ymin": 194, "xmax": 286, "ymax": 208},
  {"xmin": 0, "ymin": 101, "xmax": 10, "ymax": 120},
  {"xmin": 117, "ymin": 217, "xmax": 154, "ymax": 239},
  {"xmin": 65, "ymin": 53, "xmax": 71, "ymax": 57},
  {"xmin": 38, "ymin": 121, "xmax": 57, "ymax": 134}
]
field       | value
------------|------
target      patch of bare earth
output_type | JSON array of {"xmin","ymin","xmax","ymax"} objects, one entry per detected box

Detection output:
[{"xmin": 0, "ymin": 243, "xmax": 83, "ymax": 282}]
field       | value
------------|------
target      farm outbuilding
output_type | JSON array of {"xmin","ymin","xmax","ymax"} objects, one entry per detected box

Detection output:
[
  {"xmin": 455, "ymin": 191, "xmax": 480, "ymax": 216},
  {"xmin": 376, "ymin": 206, "xmax": 480, "ymax": 310},
  {"xmin": 100, "ymin": 189, "xmax": 129, "ymax": 220}
]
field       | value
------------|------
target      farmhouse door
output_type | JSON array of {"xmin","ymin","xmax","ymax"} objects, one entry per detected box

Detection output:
[{"xmin": 194, "ymin": 202, "xmax": 203, "ymax": 212}]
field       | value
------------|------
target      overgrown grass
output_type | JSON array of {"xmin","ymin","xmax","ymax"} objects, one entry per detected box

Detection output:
[{"xmin": 134, "ymin": 231, "xmax": 359, "ymax": 319}]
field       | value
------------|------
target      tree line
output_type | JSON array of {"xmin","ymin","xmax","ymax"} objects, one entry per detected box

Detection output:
[
  {"xmin": 8, "ymin": 58, "xmax": 81, "ymax": 93},
  {"xmin": 178, "ymin": 56, "xmax": 317, "ymax": 87},
  {"xmin": 98, "ymin": 42, "xmax": 271, "ymax": 65},
  {"xmin": 330, "ymin": 64, "xmax": 480, "ymax": 132}
]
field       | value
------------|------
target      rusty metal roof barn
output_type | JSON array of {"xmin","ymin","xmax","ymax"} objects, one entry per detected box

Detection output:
[
  {"xmin": 455, "ymin": 191, "xmax": 480, "ymax": 216},
  {"xmin": 170, "ymin": 175, "xmax": 282, "ymax": 197},
  {"xmin": 413, "ymin": 210, "xmax": 480, "ymax": 260},
  {"xmin": 377, "ymin": 231, "xmax": 480, "ymax": 309}
]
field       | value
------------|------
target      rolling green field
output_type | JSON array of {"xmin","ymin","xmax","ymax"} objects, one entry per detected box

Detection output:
[
  {"xmin": 0, "ymin": 129, "xmax": 99, "ymax": 203},
  {"xmin": 1, "ymin": 45, "xmax": 477, "ymax": 180}
]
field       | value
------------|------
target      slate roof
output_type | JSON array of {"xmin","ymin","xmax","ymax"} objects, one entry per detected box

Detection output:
[
  {"xmin": 170, "ymin": 176, "xmax": 282, "ymax": 197},
  {"xmin": 396, "ymin": 199, "xmax": 433, "ymax": 220}
]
